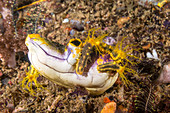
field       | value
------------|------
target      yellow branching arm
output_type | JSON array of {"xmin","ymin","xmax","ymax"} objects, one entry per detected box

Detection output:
[{"xmin": 21, "ymin": 65, "xmax": 45, "ymax": 95}]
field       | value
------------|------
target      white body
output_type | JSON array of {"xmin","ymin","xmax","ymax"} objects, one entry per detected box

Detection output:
[{"xmin": 25, "ymin": 34, "xmax": 118, "ymax": 95}]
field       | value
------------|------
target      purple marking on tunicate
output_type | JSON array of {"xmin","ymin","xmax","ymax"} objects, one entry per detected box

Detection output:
[
  {"xmin": 29, "ymin": 37, "xmax": 78, "ymax": 71},
  {"xmin": 66, "ymin": 47, "xmax": 72, "ymax": 61},
  {"xmin": 33, "ymin": 49, "xmax": 92, "ymax": 78},
  {"xmin": 30, "ymin": 39, "xmax": 67, "ymax": 60},
  {"xmin": 103, "ymin": 54, "xmax": 113, "ymax": 62},
  {"xmin": 75, "ymin": 73, "xmax": 81, "ymax": 80},
  {"xmin": 37, "ymin": 44, "xmax": 67, "ymax": 60},
  {"xmin": 33, "ymin": 51, "xmax": 75, "ymax": 74},
  {"xmin": 95, "ymin": 54, "xmax": 113, "ymax": 66}
]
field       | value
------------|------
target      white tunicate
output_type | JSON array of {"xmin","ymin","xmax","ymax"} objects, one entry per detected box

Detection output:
[
  {"xmin": 152, "ymin": 49, "xmax": 159, "ymax": 59},
  {"xmin": 146, "ymin": 52, "xmax": 153, "ymax": 58}
]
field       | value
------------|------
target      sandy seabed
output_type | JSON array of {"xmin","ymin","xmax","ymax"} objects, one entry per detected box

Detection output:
[{"xmin": 0, "ymin": 0, "xmax": 169, "ymax": 113}]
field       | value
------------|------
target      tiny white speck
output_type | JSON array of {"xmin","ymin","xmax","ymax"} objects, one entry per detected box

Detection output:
[
  {"xmin": 146, "ymin": 49, "xmax": 159, "ymax": 60},
  {"xmin": 62, "ymin": 18, "xmax": 69, "ymax": 23},
  {"xmin": 152, "ymin": 49, "xmax": 159, "ymax": 59},
  {"xmin": 146, "ymin": 52, "xmax": 153, "ymax": 58}
]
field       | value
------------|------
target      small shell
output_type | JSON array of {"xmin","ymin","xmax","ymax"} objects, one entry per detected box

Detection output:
[{"xmin": 101, "ymin": 101, "xmax": 116, "ymax": 113}]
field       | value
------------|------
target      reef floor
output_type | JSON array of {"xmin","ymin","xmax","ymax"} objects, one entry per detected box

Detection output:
[{"xmin": 0, "ymin": 0, "xmax": 169, "ymax": 112}]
